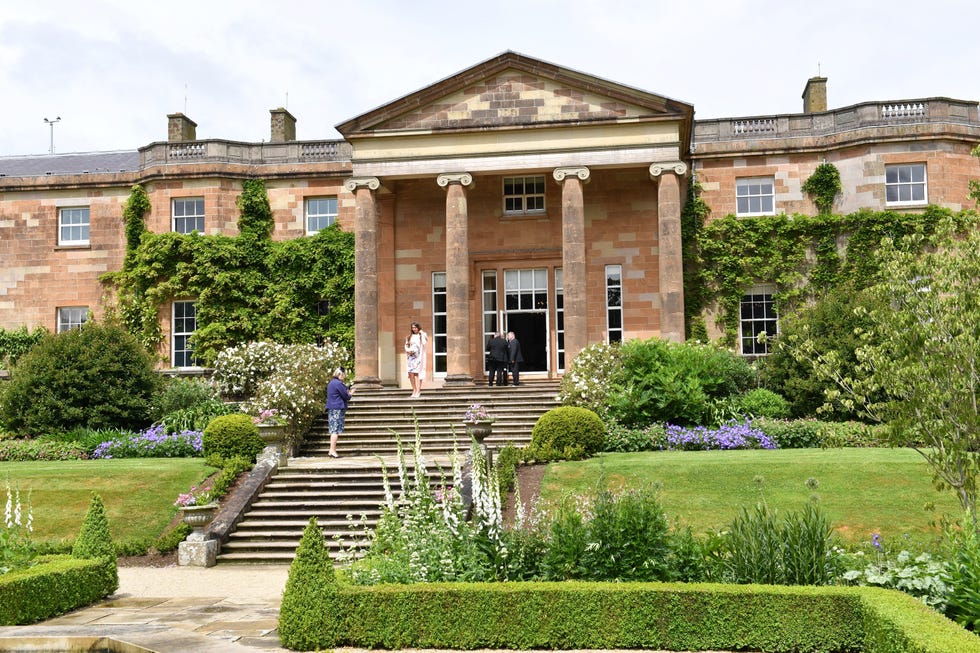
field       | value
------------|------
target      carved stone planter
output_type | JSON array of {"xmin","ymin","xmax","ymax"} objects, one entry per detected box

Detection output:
[
  {"xmin": 257, "ymin": 424, "xmax": 290, "ymax": 468},
  {"xmin": 178, "ymin": 503, "xmax": 219, "ymax": 567},
  {"xmin": 180, "ymin": 503, "xmax": 218, "ymax": 535},
  {"xmin": 464, "ymin": 420, "xmax": 493, "ymax": 444}
]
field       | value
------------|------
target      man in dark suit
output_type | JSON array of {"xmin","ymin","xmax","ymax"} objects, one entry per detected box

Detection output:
[
  {"xmin": 507, "ymin": 331, "xmax": 524, "ymax": 386},
  {"xmin": 487, "ymin": 332, "xmax": 509, "ymax": 386}
]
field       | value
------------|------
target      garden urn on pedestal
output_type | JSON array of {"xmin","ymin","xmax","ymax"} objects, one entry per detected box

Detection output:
[{"xmin": 178, "ymin": 503, "xmax": 219, "ymax": 567}]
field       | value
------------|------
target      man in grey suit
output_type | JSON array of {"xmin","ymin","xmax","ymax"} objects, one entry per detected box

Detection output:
[{"xmin": 506, "ymin": 331, "xmax": 524, "ymax": 386}]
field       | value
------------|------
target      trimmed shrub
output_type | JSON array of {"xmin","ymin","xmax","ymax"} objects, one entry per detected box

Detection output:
[
  {"xmin": 202, "ymin": 413, "xmax": 263, "ymax": 462},
  {"xmin": 0, "ymin": 322, "xmax": 160, "ymax": 435},
  {"xmin": 70, "ymin": 495, "xmax": 118, "ymax": 594},
  {"xmin": 735, "ymin": 388, "xmax": 791, "ymax": 419},
  {"xmin": 752, "ymin": 418, "xmax": 824, "ymax": 449},
  {"xmin": 0, "ymin": 555, "xmax": 117, "ymax": 625},
  {"xmin": 528, "ymin": 406, "xmax": 604, "ymax": 460},
  {"xmin": 279, "ymin": 518, "xmax": 339, "ymax": 651}
]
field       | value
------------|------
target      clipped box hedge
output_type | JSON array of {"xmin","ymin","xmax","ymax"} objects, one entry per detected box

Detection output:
[
  {"xmin": 283, "ymin": 580, "xmax": 980, "ymax": 652},
  {"xmin": 0, "ymin": 555, "xmax": 117, "ymax": 625}
]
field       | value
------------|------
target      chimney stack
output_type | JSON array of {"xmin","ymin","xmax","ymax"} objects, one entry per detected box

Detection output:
[
  {"xmin": 167, "ymin": 113, "xmax": 198, "ymax": 142},
  {"xmin": 802, "ymin": 77, "xmax": 828, "ymax": 113},
  {"xmin": 270, "ymin": 108, "xmax": 297, "ymax": 143}
]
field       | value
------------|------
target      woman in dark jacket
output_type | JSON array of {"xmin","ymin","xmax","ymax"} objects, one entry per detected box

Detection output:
[{"xmin": 325, "ymin": 368, "xmax": 351, "ymax": 458}]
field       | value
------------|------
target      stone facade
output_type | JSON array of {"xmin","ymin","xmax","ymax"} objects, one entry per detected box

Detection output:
[{"xmin": 1, "ymin": 52, "xmax": 978, "ymax": 381}]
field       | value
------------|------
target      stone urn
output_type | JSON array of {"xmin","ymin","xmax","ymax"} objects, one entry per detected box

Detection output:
[
  {"xmin": 257, "ymin": 424, "xmax": 285, "ymax": 446},
  {"xmin": 464, "ymin": 420, "xmax": 493, "ymax": 444},
  {"xmin": 180, "ymin": 503, "xmax": 219, "ymax": 537},
  {"xmin": 256, "ymin": 424, "xmax": 289, "ymax": 468}
]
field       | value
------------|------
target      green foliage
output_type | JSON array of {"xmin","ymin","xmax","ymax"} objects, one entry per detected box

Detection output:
[
  {"xmin": 733, "ymin": 388, "xmax": 791, "ymax": 419},
  {"xmin": 801, "ymin": 162, "xmax": 842, "ymax": 215},
  {"xmin": 945, "ymin": 523, "xmax": 980, "ymax": 631},
  {"xmin": 716, "ymin": 502, "xmax": 838, "ymax": 586},
  {"xmin": 150, "ymin": 377, "xmax": 220, "ymax": 421},
  {"xmin": 0, "ymin": 555, "xmax": 118, "ymax": 625},
  {"xmin": 601, "ymin": 420, "xmax": 666, "ymax": 452},
  {"xmin": 70, "ymin": 494, "xmax": 118, "ymax": 594},
  {"xmin": 37, "ymin": 428, "xmax": 118, "ymax": 455},
  {"xmin": 0, "ymin": 322, "xmax": 160, "ymax": 435},
  {"xmin": 494, "ymin": 443, "xmax": 521, "ymax": 501},
  {"xmin": 202, "ymin": 414, "xmax": 263, "ymax": 462},
  {"xmin": 785, "ymin": 214, "xmax": 980, "ymax": 524},
  {"xmin": 839, "ymin": 538, "xmax": 949, "ymax": 612},
  {"xmin": 102, "ymin": 181, "xmax": 355, "ymax": 362},
  {"xmin": 122, "ymin": 183, "xmax": 150, "ymax": 261},
  {"xmin": 0, "ymin": 440, "xmax": 89, "ymax": 461},
  {"xmin": 279, "ymin": 518, "xmax": 340, "ymax": 651},
  {"xmin": 153, "ymin": 523, "xmax": 191, "ymax": 553},
  {"xmin": 764, "ymin": 279, "xmax": 882, "ymax": 419},
  {"xmin": 528, "ymin": 406, "xmax": 605, "ymax": 460},
  {"xmin": 689, "ymin": 206, "xmax": 964, "ymax": 347},
  {"xmin": 681, "ymin": 179, "xmax": 711, "ymax": 339},
  {"xmin": 608, "ymin": 338, "xmax": 754, "ymax": 427},
  {"xmin": 579, "ymin": 488, "xmax": 672, "ymax": 581},
  {"xmin": 0, "ymin": 325, "xmax": 48, "ymax": 370}
]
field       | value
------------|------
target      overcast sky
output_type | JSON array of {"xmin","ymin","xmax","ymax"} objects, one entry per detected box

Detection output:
[{"xmin": 1, "ymin": 0, "xmax": 977, "ymax": 156}]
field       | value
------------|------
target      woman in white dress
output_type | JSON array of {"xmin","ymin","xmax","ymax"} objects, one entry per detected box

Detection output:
[{"xmin": 404, "ymin": 321, "xmax": 428, "ymax": 398}]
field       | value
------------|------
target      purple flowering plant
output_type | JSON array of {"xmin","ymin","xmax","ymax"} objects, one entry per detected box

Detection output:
[
  {"xmin": 663, "ymin": 420, "xmax": 777, "ymax": 451},
  {"xmin": 92, "ymin": 425, "xmax": 203, "ymax": 459}
]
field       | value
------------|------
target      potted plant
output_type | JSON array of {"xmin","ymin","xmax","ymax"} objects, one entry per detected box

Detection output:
[
  {"xmin": 174, "ymin": 487, "xmax": 218, "ymax": 535},
  {"xmin": 462, "ymin": 403, "xmax": 494, "ymax": 443},
  {"xmin": 252, "ymin": 408, "xmax": 287, "ymax": 445}
]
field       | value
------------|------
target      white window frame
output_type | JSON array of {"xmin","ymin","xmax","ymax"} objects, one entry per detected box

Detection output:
[
  {"xmin": 305, "ymin": 196, "xmax": 338, "ymax": 234},
  {"xmin": 555, "ymin": 268, "xmax": 565, "ymax": 371},
  {"xmin": 172, "ymin": 300, "xmax": 199, "ymax": 367},
  {"xmin": 482, "ymin": 270, "xmax": 499, "ymax": 373},
  {"xmin": 172, "ymin": 197, "xmax": 205, "ymax": 234},
  {"xmin": 58, "ymin": 207, "xmax": 90, "ymax": 246},
  {"xmin": 503, "ymin": 175, "xmax": 546, "ymax": 215},
  {"xmin": 57, "ymin": 307, "xmax": 88, "ymax": 333},
  {"xmin": 735, "ymin": 177, "xmax": 775, "ymax": 216},
  {"xmin": 740, "ymin": 284, "xmax": 778, "ymax": 356},
  {"xmin": 885, "ymin": 163, "xmax": 927, "ymax": 206},
  {"xmin": 431, "ymin": 272, "xmax": 447, "ymax": 376},
  {"xmin": 605, "ymin": 264, "xmax": 623, "ymax": 343}
]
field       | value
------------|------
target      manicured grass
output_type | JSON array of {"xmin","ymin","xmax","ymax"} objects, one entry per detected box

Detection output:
[
  {"xmin": 0, "ymin": 459, "xmax": 216, "ymax": 549},
  {"xmin": 537, "ymin": 448, "xmax": 962, "ymax": 547}
]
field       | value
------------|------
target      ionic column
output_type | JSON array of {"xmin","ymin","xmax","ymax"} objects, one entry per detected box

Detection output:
[
  {"xmin": 650, "ymin": 162, "xmax": 688, "ymax": 343},
  {"xmin": 437, "ymin": 173, "xmax": 475, "ymax": 386},
  {"xmin": 553, "ymin": 166, "xmax": 590, "ymax": 362},
  {"xmin": 345, "ymin": 177, "xmax": 384, "ymax": 390}
]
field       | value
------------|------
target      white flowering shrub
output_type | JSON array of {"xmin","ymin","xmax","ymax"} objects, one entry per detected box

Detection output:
[
  {"xmin": 557, "ymin": 341, "xmax": 623, "ymax": 416},
  {"xmin": 212, "ymin": 341, "xmax": 351, "ymax": 445}
]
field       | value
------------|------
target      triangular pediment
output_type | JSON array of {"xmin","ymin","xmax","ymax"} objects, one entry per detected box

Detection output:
[{"xmin": 338, "ymin": 51, "xmax": 692, "ymax": 136}]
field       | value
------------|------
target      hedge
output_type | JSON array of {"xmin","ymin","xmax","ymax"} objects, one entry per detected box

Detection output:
[
  {"xmin": 280, "ymin": 580, "xmax": 980, "ymax": 652},
  {"xmin": 0, "ymin": 555, "xmax": 117, "ymax": 625}
]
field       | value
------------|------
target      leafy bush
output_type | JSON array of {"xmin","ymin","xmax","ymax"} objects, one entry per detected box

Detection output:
[
  {"xmin": 37, "ymin": 428, "xmax": 118, "ymax": 455},
  {"xmin": 944, "ymin": 525, "xmax": 980, "ymax": 630},
  {"xmin": 213, "ymin": 341, "xmax": 350, "ymax": 445},
  {"xmin": 159, "ymin": 399, "xmax": 237, "ymax": 434},
  {"xmin": 607, "ymin": 338, "xmax": 755, "ymax": 427},
  {"xmin": 0, "ymin": 322, "xmax": 160, "ymax": 435},
  {"xmin": 0, "ymin": 440, "xmax": 89, "ymax": 462},
  {"xmin": 91, "ymin": 425, "xmax": 203, "ymax": 459},
  {"xmin": 602, "ymin": 420, "xmax": 666, "ymax": 452},
  {"xmin": 202, "ymin": 414, "xmax": 263, "ymax": 462},
  {"xmin": 150, "ymin": 377, "xmax": 219, "ymax": 421},
  {"xmin": 578, "ymin": 488, "xmax": 672, "ymax": 581},
  {"xmin": 751, "ymin": 418, "xmax": 825, "ymax": 449},
  {"xmin": 734, "ymin": 388, "xmax": 791, "ymax": 419},
  {"xmin": 0, "ymin": 555, "xmax": 117, "ymax": 626},
  {"xmin": 558, "ymin": 341, "xmax": 623, "ymax": 416},
  {"xmin": 528, "ymin": 406, "xmax": 604, "ymax": 461},
  {"xmin": 839, "ymin": 534, "xmax": 949, "ymax": 611}
]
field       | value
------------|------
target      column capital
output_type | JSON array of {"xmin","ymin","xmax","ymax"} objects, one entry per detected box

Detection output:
[
  {"xmin": 344, "ymin": 177, "xmax": 381, "ymax": 192},
  {"xmin": 649, "ymin": 161, "xmax": 688, "ymax": 178},
  {"xmin": 436, "ymin": 172, "xmax": 474, "ymax": 188},
  {"xmin": 552, "ymin": 166, "xmax": 591, "ymax": 184}
]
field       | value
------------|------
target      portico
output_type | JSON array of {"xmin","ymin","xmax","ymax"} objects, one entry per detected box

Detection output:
[{"xmin": 337, "ymin": 52, "xmax": 693, "ymax": 390}]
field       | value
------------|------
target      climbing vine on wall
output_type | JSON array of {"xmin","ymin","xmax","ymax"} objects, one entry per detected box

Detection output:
[
  {"xmin": 102, "ymin": 180, "xmax": 355, "ymax": 364},
  {"xmin": 687, "ymin": 205, "xmax": 973, "ymax": 347},
  {"xmin": 800, "ymin": 162, "xmax": 842, "ymax": 215}
]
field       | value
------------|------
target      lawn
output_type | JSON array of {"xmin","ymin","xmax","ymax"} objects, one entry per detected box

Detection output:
[
  {"xmin": 537, "ymin": 448, "xmax": 963, "ymax": 547},
  {"xmin": 0, "ymin": 459, "xmax": 216, "ymax": 549}
]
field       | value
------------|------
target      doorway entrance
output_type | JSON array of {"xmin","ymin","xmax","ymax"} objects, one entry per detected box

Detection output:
[{"xmin": 505, "ymin": 312, "xmax": 547, "ymax": 372}]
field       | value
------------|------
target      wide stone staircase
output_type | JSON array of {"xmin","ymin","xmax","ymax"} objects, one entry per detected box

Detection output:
[{"xmin": 215, "ymin": 380, "xmax": 560, "ymax": 563}]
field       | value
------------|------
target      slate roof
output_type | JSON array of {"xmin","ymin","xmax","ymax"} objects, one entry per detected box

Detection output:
[{"xmin": 0, "ymin": 150, "xmax": 140, "ymax": 178}]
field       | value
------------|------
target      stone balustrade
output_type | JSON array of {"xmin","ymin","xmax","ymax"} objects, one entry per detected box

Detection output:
[
  {"xmin": 139, "ymin": 138, "xmax": 353, "ymax": 167},
  {"xmin": 694, "ymin": 98, "xmax": 979, "ymax": 145}
]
